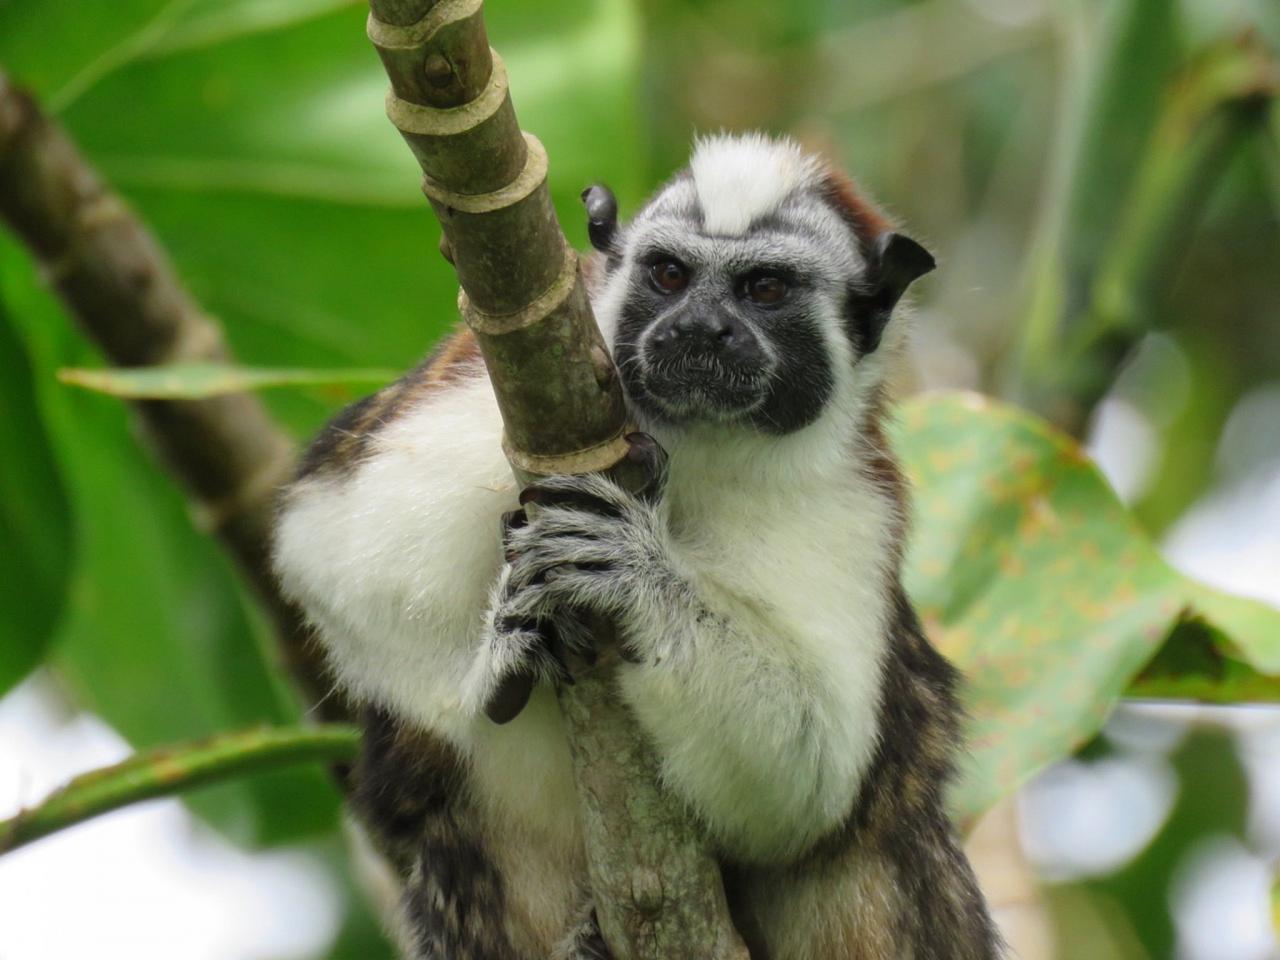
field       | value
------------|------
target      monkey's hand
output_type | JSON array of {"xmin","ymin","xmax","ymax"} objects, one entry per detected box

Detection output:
[{"xmin": 464, "ymin": 434, "xmax": 679, "ymax": 724}]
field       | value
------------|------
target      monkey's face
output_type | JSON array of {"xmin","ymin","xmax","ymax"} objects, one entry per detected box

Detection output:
[
  {"xmin": 590, "ymin": 135, "xmax": 935, "ymax": 436},
  {"xmin": 610, "ymin": 231, "xmax": 844, "ymax": 434}
]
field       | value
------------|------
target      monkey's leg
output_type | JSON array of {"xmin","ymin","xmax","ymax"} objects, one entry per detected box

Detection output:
[
  {"xmin": 353, "ymin": 708, "xmax": 525, "ymax": 960},
  {"xmin": 400, "ymin": 811, "xmax": 523, "ymax": 960}
]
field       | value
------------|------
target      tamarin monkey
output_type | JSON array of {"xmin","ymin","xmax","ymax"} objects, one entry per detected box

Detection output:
[{"xmin": 274, "ymin": 134, "xmax": 1001, "ymax": 959}]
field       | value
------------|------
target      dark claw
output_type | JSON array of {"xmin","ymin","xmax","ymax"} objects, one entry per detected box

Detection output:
[
  {"xmin": 501, "ymin": 508, "xmax": 528, "ymax": 536},
  {"xmin": 484, "ymin": 670, "xmax": 534, "ymax": 724},
  {"xmin": 484, "ymin": 618, "xmax": 573, "ymax": 725},
  {"xmin": 622, "ymin": 432, "xmax": 668, "ymax": 502},
  {"xmin": 581, "ymin": 184, "xmax": 618, "ymax": 254}
]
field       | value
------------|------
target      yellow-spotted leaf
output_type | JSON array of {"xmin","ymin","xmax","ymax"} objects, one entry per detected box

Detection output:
[{"xmin": 894, "ymin": 392, "xmax": 1280, "ymax": 827}]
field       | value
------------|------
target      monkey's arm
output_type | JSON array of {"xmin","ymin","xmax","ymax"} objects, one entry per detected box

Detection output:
[{"xmin": 273, "ymin": 360, "xmax": 516, "ymax": 738}]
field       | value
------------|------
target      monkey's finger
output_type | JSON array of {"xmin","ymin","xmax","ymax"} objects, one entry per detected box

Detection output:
[
  {"xmin": 511, "ymin": 507, "xmax": 620, "ymax": 546},
  {"xmin": 538, "ymin": 566, "xmax": 622, "ymax": 614},
  {"xmin": 502, "ymin": 574, "xmax": 584, "ymax": 622},
  {"xmin": 540, "ymin": 619, "xmax": 574, "ymax": 686},
  {"xmin": 509, "ymin": 550, "xmax": 616, "ymax": 593},
  {"xmin": 519, "ymin": 475, "xmax": 626, "ymax": 518},
  {"xmin": 552, "ymin": 610, "xmax": 599, "ymax": 666},
  {"xmin": 501, "ymin": 508, "xmax": 529, "ymax": 561}
]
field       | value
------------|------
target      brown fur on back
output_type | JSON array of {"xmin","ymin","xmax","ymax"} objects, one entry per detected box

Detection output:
[{"xmin": 296, "ymin": 327, "xmax": 481, "ymax": 480}]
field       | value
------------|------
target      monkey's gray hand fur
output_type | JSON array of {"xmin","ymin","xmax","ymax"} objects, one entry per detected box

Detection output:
[
  {"xmin": 509, "ymin": 483, "xmax": 672, "ymax": 615},
  {"xmin": 468, "ymin": 435, "xmax": 684, "ymax": 722}
]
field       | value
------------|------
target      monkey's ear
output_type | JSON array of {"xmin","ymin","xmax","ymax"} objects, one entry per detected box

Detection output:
[
  {"xmin": 846, "ymin": 233, "xmax": 936, "ymax": 354},
  {"xmin": 581, "ymin": 184, "xmax": 619, "ymax": 254},
  {"xmin": 872, "ymin": 232, "xmax": 935, "ymax": 311}
]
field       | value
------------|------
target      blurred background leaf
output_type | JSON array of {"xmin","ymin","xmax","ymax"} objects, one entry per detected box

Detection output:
[
  {"xmin": 0, "ymin": 295, "xmax": 72, "ymax": 696},
  {"xmin": 897, "ymin": 394, "xmax": 1280, "ymax": 826},
  {"xmin": 0, "ymin": 246, "xmax": 341, "ymax": 847}
]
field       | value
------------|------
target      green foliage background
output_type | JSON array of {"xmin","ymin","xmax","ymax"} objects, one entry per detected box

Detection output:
[{"xmin": 1, "ymin": 0, "xmax": 1278, "ymax": 957}]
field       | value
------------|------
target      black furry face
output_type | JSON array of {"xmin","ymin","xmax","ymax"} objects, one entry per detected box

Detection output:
[
  {"xmin": 611, "ymin": 252, "xmax": 834, "ymax": 435},
  {"xmin": 593, "ymin": 152, "xmax": 935, "ymax": 437}
]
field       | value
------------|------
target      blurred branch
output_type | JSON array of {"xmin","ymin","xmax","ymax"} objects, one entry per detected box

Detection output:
[
  {"xmin": 1049, "ymin": 0, "xmax": 1184, "ymax": 299},
  {"xmin": 0, "ymin": 68, "xmax": 352, "ymax": 726},
  {"xmin": 965, "ymin": 799, "xmax": 1055, "ymax": 959},
  {"xmin": 1017, "ymin": 30, "xmax": 1278, "ymax": 435},
  {"xmin": 365, "ymin": 2, "xmax": 748, "ymax": 956},
  {"xmin": 1013, "ymin": 0, "xmax": 1183, "ymax": 396},
  {"xmin": 0, "ymin": 724, "xmax": 360, "ymax": 855},
  {"xmin": 1272, "ymin": 871, "xmax": 1280, "ymax": 942}
]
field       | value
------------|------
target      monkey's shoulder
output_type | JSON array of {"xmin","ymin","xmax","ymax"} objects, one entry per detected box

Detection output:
[{"xmin": 295, "ymin": 325, "xmax": 482, "ymax": 481}]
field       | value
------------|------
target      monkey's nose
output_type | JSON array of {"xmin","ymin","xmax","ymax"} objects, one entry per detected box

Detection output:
[{"xmin": 655, "ymin": 312, "xmax": 739, "ymax": 353}]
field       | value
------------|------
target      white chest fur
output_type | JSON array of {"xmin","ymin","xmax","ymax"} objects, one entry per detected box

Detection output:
[
  {"xmin": 617, "ymin": 422, "xmax": 896, "ymax": 861},
  {"xmin": 275, "ymin": 372, "xmax": 896, "ymax": 865}
]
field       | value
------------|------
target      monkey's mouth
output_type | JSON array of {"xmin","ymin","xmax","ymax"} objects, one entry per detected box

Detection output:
[{"xmin": 636, "ymin": 355, "xmax": 772, "ymax": 422}]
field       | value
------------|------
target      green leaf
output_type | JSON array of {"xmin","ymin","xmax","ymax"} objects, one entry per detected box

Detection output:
[
  {"xmin": 1057, "ymin": 0, "xmax": 1185, "ymax": 294},
  {"xmin": 0, "ymin": 0, "xmax": 174, "ymax": 102},
  {"xmin": 0, "ymin": 295, "xmax": 73, "ymax": 695},
  {"xmin": 0, "ymin": 238, "xmax": 339, "ymax": 847},
  {"xmin": 147, "ymin": 0, "xmax": 362, "ymax": 57},
  {"xmin": 1185, "ymin": 581, "xmax": 1280, "ymax": 674},
  {"xmin": 895, "ymin": 392, "xmax": 1280, "ymax": 826},
  {"xmin": 58, "ymin": 363, "xmax": 398, "ymax": 399},
  {"xmin": 7, "ymin": 1, "xmax": 640, "ymax": 438},
  {"xmin": 1017, "ymin": 0, "xmax": 1186, "ymax": 409},
  {"xmin": 1129, "ymin": 612, "xmax": 1280, "ymax": 704},
  {"xmin": 0, "ymin": 724, "xmax": 359, "ymax": 855}
]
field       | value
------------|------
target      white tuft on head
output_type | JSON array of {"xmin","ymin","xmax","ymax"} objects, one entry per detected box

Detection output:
[{"xmin": 689, "ymin": 133, "xmax": 822, "ymax": 237}]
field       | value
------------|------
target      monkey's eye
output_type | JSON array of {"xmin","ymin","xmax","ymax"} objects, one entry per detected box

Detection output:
[
  {"xmin": 648, "ymin": 260, "xmax": 689, "ymax": 295},
  {"xmin": 742, "ymin": 273, "xmax": 789, "ymax": 306}
]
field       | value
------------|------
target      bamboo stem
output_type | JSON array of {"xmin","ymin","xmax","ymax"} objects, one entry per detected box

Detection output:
[{"xmin": 365, "ymin": 3, "xmax": 748, "ymax": 956}]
